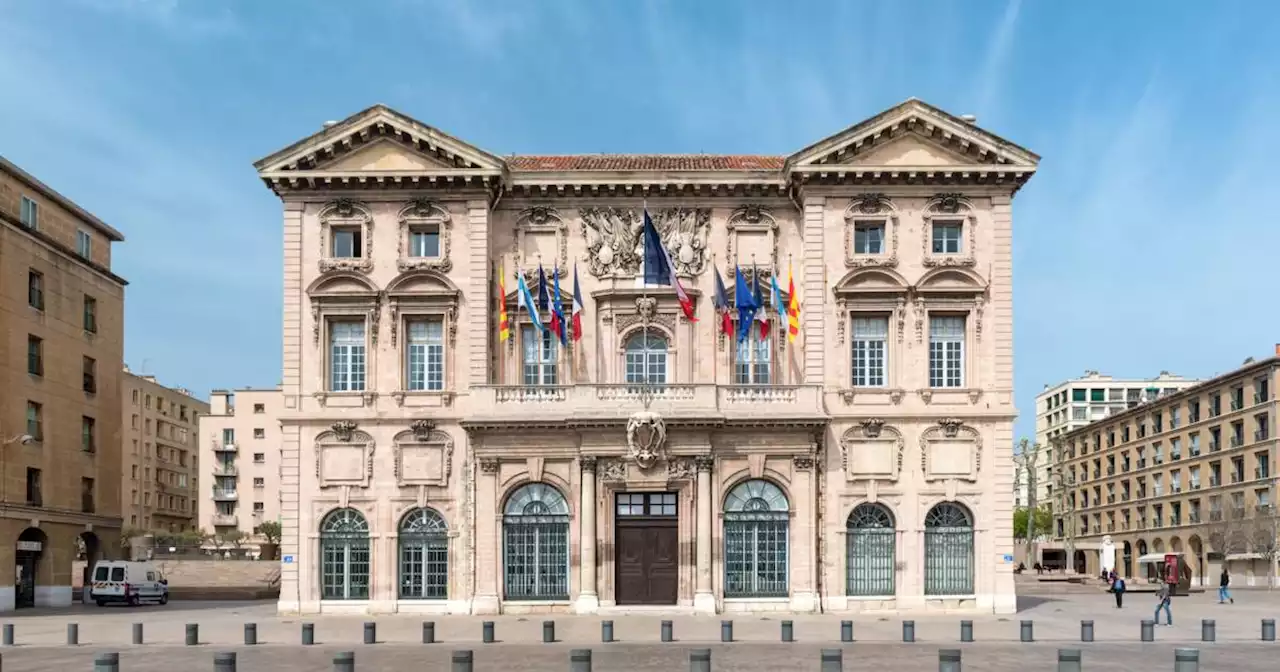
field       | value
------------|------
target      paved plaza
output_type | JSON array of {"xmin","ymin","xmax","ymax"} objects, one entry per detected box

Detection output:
[{"xmin": 0, "ymin": 591, "xmax": 1275, "ymax": 669}]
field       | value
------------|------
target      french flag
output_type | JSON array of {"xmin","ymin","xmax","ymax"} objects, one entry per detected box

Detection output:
[
  {"xmin": 571, "ymin": 264, "xmax": 585, "ymax": 342},
  {"xmin": 641, "ymin": 208, "xmax": 697, "ymax": 322}
]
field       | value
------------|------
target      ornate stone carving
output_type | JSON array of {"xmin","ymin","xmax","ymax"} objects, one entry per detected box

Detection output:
[
  {"xmin": 600, "ymin": 459, "xmax": 627, "ymax": 482},
  {"xmin": 515, "ymin": 207, "xmax": 568, "ymax": 281},
  {"xmin": 725, "ymin": 205, "xmax": 779, "ymax": 274},
  {"xmin": 889, "ymin": 389, "xmax": 906, "ymax": 404},
  {"xmin": 614, "ymin": 309, "xmax": 676, "ymax": 334},
  {"xmin": 861, "ymin": 418, "xmax": 885, "ymax": 438},
  {"xmin": 396, "ymin": 199, "xmax": 453, "ymax": 273},
  {"xmin": 580, "ymin": 207, "xmax": 709, "ymax": 278},
  {"xmin": 933, "ymin": 193, "xmax": 964, "ymax": 213},
  {"xmin": 974, "ymin": 295, "xmax": 985, "ymax": 342},
  {"xmin": 635, "ymin": 296, "xmax": 657, "ymax": 321},
  {"xmin": 793, "ymin": 455, "xmax": 815, "ymax": 471},
  {"xmin": 651, "ymin": 207, "xmax": 710, "ymax": 277},
  {"xmin": 856, "ymin": 193, "xmax": 886, "ymax": 213},
  {"xmin": 939, "ymin": 418, "xmax": 964, "ymax": 438},
  {"xmin": 918, "ymin": 389, "xmax": 934, "ymax": 404},
  {"xmin": 391, "ymin": 424, "xmax": 454, "ymax": 485},
  {"xmin": 844, "ymin": 194, "xmax": 899, "ymax": 269},
  {"xmin": 409, "ymin": 419, "xmax": 435, "ymax": 441},
  {"xmin": 694, "ymin": 455, "xmax": 714, "ymax": 473},
  {"xmin": 895, "ymin": 297, "xmax": 907, "ymax": 344},
  {"xmin": 478, "ymin": 457, "xmax": 500, "ymax": 474},
  {"xmin": 967, "ymin": 389, "xmax": 983, "ymax": 404},
  {"xmin": 580, "ymin": 456, "xmax": 598, "ymax": 473},
  {"xmin": 919, "ymin": 418, "xmax": 983, "ymax": 482},
  {"xmin": 838, "ymin": 422, "xmax": 906, "ymax": 481},
  {"xmin": 921, "ymin": 194, "xmax": 977, "ymax": 269},
  {"xmin": 626, "ymin": 411, "xmax": 668, "ymax": 470},
  {"xmin": 666, "ymin": 458, "xmax": 694, "ymax": 481},
  {"xmin": 311, "ymin": 304, "xmax": 321, "ymax": 346},
  {"xmin": 318, "ymin": 199, "xmax": 373, "ymax": 274},
  {"xmin": 368, "ymin": 298, "xmax": 381, "ymax": 346},
  {"xmin": 331, "ymin": 421, "xmax": 358, "ymax": 442}
]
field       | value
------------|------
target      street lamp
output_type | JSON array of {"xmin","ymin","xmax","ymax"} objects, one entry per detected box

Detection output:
[{"xmin": 1, "ymin": 433, "xmax": 36, "ymax": 504}]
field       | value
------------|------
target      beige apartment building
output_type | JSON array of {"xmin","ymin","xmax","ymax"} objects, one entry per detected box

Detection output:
[
  {"xmin": 1019, "ymin": 371, "xmax": 1201, "ymax": 509},
  {"xmin": 1054, "ymin": 354, "xmax": 1280, "ymax": 586},
  {"xmin": 121, "ymin": 368, "xmax": 208, "ymax": 533},
  {"xmin": 197, "ymin": 388, "xmax": 283, "ymax": 553},
  {"xmin": 256, "ymin": 99, "xmax": 1038, "ymax": 615},
  {"xmin": 0, "ymin": 156, "xmax": 126, "ymax": 610}
]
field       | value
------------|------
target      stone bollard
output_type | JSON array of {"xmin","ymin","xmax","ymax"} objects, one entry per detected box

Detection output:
[
  {"xmin": 185, "ymin": 623, "xmax": 199, "ymax": 646},
  {"xmin": 1174, "ymin": 648, "xmax": 1200, "ymax": 672},
  {"xmin": 661, "ymin": 620, "xmax": 673, "ymax": 643},
  {"xmin": 451, "ymin": 650, "xmax": 473, "ymax": 672},
  {"xmin": 423, "ymin": 621, "xmax": 435, "ymax": 644},
  {"xmin": 821, "ymin": 648, "xmax": 843, "ymax": 672},
  {"xmin": 903, "ymin": 620, "xmax": 916, "ymax": 643},
  {"xmin": 543, "ymin": 620, "xmax": 555, "ymax": 643},
  {"xmin": 67, "ymin": 623, "xmax": 79, "ymax": 646},
  {"xmin": 1141, "ymin": 619, "xmax": 1155, "ymax": 642},
  {"xmin": 1263, "ymin": 618, "xmax": 1276, "ymax": 642},
  {"xmin": 960, "ymin": 620, "xmax": 973, "ymax": 643},
  {"xmin": 244, "ymin": 623, "xmax": 258, "ymax": 646},
  {"xmin": 1020, "ymin": 620, "xmax": 1034, "ymax": 643},
  {"xmin": 570, "ymin": 648, "xmax": 592, "ymax": 672},
  {"xmin": 132, "ymin": 622, "xmax": 144, "ymax": 645},
  {"xmin": 482, "ymin": 621, "xmax": 495, "ymax": 644},
  {"xmin": 333, "ymin": 651, "xmax": 355, "ymax": 672},
  {"xmin": 302, "ymin": 623, "xmax": 315, "ymax": 646},
  {"xmin": 2, "ymin": 623, "xmax": 13, "ymax": 647},
  {"xmin": 781, "ymin": 620, "xmax": 794, "ymax": 643},
  {"xmin": 214, "ymin": 652, "xmax": 237, "ymax": 672},
  {"xmin": 1081, "ymin": 620, "xmax": 1094, "ymax": 643},
  {"xmin": 938, "ymin": 648, "xmax": 962, "ymax": 672},
  {"xmin": 1057, "ymin": 649, "xmax": 1081, "ymax": 672},
  {"xmin": 841, "ymin": 620, "xmax": 853, "ymax": 643},
  {"xmin": 689, "ymin": 648, "xmax": 711, "ymax": 672},
  {"xmin": 721, "ymin": 620, "xmax": 733, "ymax": 643},
  {"xmin": 363, "ymin": 622, "xmax": 376, "ymax": 645},
  {"xmin": 1201, "ymin": 619, "xmax": 1215, "ymax": 642},
  {"xmin": 601, "ymin": 620, "xmax": 613, "ymax": 643},
  {"xmin": 94, "ymin": 652, "xmax": 119, "ymax": 672}
]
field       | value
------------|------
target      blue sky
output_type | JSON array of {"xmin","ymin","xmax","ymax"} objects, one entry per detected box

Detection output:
[{"xmin": 2, "ymin": 0, "xmax": 1279, "ymax": 443}]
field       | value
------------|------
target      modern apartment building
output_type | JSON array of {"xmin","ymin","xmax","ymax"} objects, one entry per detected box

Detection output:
[
  {"xmin": 197, "ymin": 387, "xmax": 283, "ymax": 552},
  {"xmin": 257, "ymin": 99, "xmax": 1038, "ymax": 614},
  {"xmin": 1030, "ymin": 371, "xmax": 1201, "ymax": 510},
  {"xmin": 1054, "ymin": 354, "xmax": 1279, "ymax": 585},
  {"xmin": 0, "ymin": 156, "xmax": 126, "ymax": 609},
  {"xmin": 121, "ymin": 367, "xmax": 208, "ymax": 533}
]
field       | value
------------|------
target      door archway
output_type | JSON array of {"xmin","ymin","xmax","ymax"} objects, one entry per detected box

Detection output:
[
  {"xmin": 78, "ymin": 532, "xmax": 102, "ymax": 605},
  {"xmin": 15, "ymin": 528, "xmax": 48, "ymax": 609},
  {"xmin": 1122, "ymin": 541, "xmax": 1133, "ymax": 578}
]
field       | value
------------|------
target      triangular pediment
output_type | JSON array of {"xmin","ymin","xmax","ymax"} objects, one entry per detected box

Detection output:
[
  {"xmin": 787, "ymin": 99, "xmax": 1039, "ymax": 170},
  {"xmin": 254, "ymin": 104, "xmax": 506, "ymax": 175}
]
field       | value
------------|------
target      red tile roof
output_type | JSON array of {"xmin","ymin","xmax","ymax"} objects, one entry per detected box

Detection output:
[{"xmin": 508, "ymin": 154, "xmax": 786, "ymax": 171}]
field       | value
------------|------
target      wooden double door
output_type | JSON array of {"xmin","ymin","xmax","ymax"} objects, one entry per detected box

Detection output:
[{"xmin": 615, "ymin": 492, "xmax": 679, "ymax": 605}]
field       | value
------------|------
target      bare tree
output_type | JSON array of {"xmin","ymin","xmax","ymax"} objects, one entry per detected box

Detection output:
[
  {"xmin": 1247, "ymin": 506, "xmax": 1279, "ymax": 589},
  {"xmin": 1205, "ymin": 507, "xmax": 1252, "ymax": 557}
]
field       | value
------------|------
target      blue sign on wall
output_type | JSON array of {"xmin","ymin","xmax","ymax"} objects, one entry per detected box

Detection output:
[{"xmin": 282, "ymin": 555, "xmax": 294, "ymax": 564}]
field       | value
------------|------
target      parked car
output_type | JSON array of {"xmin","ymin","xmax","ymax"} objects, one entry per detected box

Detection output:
[{"xmin": 89, "ymin": 561, "xmax": 168, "ymax": 606}]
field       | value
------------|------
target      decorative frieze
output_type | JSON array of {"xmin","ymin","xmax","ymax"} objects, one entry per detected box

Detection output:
[{"xmin": 581, "ymin": 207, "xmax": 710, "ymax": 278}]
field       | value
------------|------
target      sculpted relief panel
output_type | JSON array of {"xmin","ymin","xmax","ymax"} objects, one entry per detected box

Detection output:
[
  {"xmin": 840, "ymin": 419, "xmax": 905, "ymax": 481},
  {"xmin": 920, "ymin": 418, "xmax": 982, "ymax": 482},
  {"xmin": 393, "ymin": 419, "xmax": 455, "ymax": 487},
  {"xmin": 581, "ymin": 207, "xmax": 710, "ymax": 278},
  {"xmin": 315, "ymin": 421, "xmax": 375, "ymax": 488}
]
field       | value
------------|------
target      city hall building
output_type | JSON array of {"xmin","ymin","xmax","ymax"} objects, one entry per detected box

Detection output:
[{"xmin": 254, "ymin": 99, "xmax": 1037, "ymax": 615}]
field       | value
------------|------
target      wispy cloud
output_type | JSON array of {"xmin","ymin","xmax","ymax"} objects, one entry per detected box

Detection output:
[
  {"xmin": 972, "ymin": 0, "xmax": 1022, "ymax": 121},
  {"xmin": 69, "ymin": 0, "xmax": 244, "ymax": 40}
]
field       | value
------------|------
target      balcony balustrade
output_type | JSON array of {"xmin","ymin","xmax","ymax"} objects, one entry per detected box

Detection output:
[{"xmin": 471, "ymin": 383, "xmax": 826, "ymax": 424}]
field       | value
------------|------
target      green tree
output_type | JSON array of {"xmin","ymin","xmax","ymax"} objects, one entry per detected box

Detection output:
[
  {"xmin": 257, "ymin": 521, "xmax": 282, "ymax": 544},
  {"xmin": 1014, "ymin": 505, "xmax": 1053, "ymax": 540}
]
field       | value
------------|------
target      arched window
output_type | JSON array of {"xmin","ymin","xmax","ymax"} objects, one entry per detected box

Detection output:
[
  {"xmin": 503, "ymin": 483, "xmax": 570, "ymax": 600},
  {"xmin": 320, "ymin": 508, "xmax": 370, "ymax": 600},
  {"xmin": 846, "ymin": 503, "xmax": 895, "ymax": 596},
  {"xmin": 398, "ymin": 508, "xmax": 448, "ymax": 599},
  {"xmin": 624, "ymin": 329, "xmax": 668, "ymax": 385},
  {"xmin": 723, "ymin": 479, "xmax": 789, "ymax": 598},
  {"xmin": 924, "ymin": 502, "xmax": 974, "ymax": 595}
]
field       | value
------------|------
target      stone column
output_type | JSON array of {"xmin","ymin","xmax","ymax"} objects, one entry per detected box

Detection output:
[
  {"xmin": 789, "ymin": 454, "xmax": 818, "ymax": 612},
  {"xmin": 472, "ymin": 458, "xmax": 501, "ymax": 614},
  {"xmin": 693, "ymin": 455, "xmax": 716, "ymax": 613},
  {"xmin": 575, "ymin": 457, "xmax": 600, "ymax": 613}
]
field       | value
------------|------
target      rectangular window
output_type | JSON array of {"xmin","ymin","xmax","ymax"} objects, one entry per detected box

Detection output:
[
  {"xmin": 81, "ymin": 416, "xmax": 96, "ymax": 453},
  {"xmin": 331, "ymin": 228, "xmax": 361, "ymax": 258},
  {"xmin": 27, "ymin": 270, "xmax": 43, "ymax": 310},
  {"xmin": 328, "ymin": 320, "xmax": 367, "ymax": 392},
  {"xmin": 81, "ymin": 477, "xmax": 95, "ymax": 513},
  {"xmin": 1090, "ymin": 389, "xmax": 1105, "ymax": 402},
  {"xmin": 734, "ymin": 330, "xmax": 771, "ymax": 385},
  {"xmin": 852, "ymin": 221, "xmax": 885, "ymax": 254},
  {"xmin": 409, "ymin": 226, "xmax": 441, "ymax": 257},
  {"xmin": 931, "ymin": 221, "xmax": 962, "ymax": 254},
  {"xmin": 83, "ymin": 356, "xmax": 97, "ymax": 394},
  {"xmin": 27, "ymin": 335, "xmax": 44, "ymax": 376},
  {"xmin": 406, "ymin": 318, "xmax": 445, "ymax": 391},
  {"xmin": 26, "ymin": 468, "xmax": 41, "ymax": 506},
  {"xmin": 253, "ymin": 428, "xmax": 265, "ymax": 439},
  {"xmin": 928, "ymin": 315, "xmax": 965, "ymax": 388},
  {"xmin": 83, "ymin": 295, "xmax": 98, "ymax": 333},
  {"xmin": 76, "ymin": 229, "xmax": 92, "ymax": 258},
  {"xmin": 19, "ymin": 196, "xmax": 38, "ymax": 228},
  {"xmin": 851, "ymin": 315, "xmax": 888, "ymax": 387},
  {"xmin": 521, "ymin": 324, "xmax": 559, "ymax": 386},
  {"xmin": 1072, "ymin": 388, "xmax": 1086, "ymax": 402},
  {"xmin": 25, "ymin": 401, "xmax": 42, "ymax": 441}
]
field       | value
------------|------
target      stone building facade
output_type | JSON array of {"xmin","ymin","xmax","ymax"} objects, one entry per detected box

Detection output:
[
  {"xmin": 121, "ymin": 368, "xmax": 208, "ymax": 533},
  {"xmin": 197, "ymin": 387, "xmax": 285, "ymax": 553},
  {"xmin": 0, "ymin": 156, "xmax": 125, "ymax": 610},
  {"xmin": 255, "ymin": 99, "xmax": 1037, "ymax": 615}
]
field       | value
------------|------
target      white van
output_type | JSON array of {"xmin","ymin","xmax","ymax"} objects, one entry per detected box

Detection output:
[{"xmin": 89, "ymin": 561, "xmax": 169, "ymax": 606}]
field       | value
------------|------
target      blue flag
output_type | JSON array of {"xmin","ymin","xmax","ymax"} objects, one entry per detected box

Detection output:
[
  {"xmin": 552, "ymin": 270, "xmax": 567, "ymax": 346},
  {"xmin": 734, "ymin": 266, "xmax": 757, "ymax": 344},
  {"xmin": 517, "ymin": 273, "xmax": 545, "ymax": 332}
]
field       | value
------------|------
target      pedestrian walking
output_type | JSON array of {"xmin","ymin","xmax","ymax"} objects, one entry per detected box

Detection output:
[
  {"xmin": 1154, "ymin": 581, "xmax": 1173, "ymax": 626},
  {"xmin": 1219, "ymin": 568, "xmax": 1234, "ymax": 604},
  {"xmin": 1112, "ymin": 574, "xmax": 1126, "ymax": 608}
]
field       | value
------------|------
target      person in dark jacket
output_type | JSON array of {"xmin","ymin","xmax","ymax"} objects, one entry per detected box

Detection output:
[
  {"xmin": 1112, "ymin": 574, "xmax": 1126, "ymax": 607},
  {"xmin": 1219, "ymin": 568, "xmax": 1234, "ymax": 604}
]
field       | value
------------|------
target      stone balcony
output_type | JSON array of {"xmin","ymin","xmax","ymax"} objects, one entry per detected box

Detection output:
[
  {"xmin": 211, "ymin": 514, "xmax": 238, "ymax": 527},
  {"xmin": 467, "ymin": 384, "xmax": 827, "ymax": 428}
]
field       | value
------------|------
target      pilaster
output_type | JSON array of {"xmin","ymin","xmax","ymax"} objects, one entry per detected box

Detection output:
[
  {"xmin": 801, "ymin": 197, "xmax": 826, "ymax": 382},
  {"xmin": 467, "ymin": 200, "xmax": 491, "ymax": 386},
  {"xmin": 693, "ymin": 455, "xmax": 716, "ymax": 613},
  {"xmin": 575, "ymin": 457, "xmax": 600, "ymax": 613},
  {"xmin": 472, "ymin": 457, "xmax": 500, "ymax": 614},
  {"xmin": 278, "ymin": 201, "xmax": 304, "ymax": 614}
]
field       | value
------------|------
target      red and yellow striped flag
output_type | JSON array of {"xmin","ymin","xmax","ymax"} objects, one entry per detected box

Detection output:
[
  {"xmin": 497, "ymin": 263, "xmax": 510, "ymax": 342},
  {"xmin": 786, "ymin": 262, "xmax": 800, "ymax": 342}
]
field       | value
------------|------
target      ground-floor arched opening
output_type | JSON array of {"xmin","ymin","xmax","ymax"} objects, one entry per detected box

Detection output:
[
  {"xmin": 15, "ymin": 527, "xmax": 48, "ymax": 609},
  {"xmin": 1072, "ymin": 549, "xmax": 1087, "ymax": 575},
  {"xmin": 77, "ymin": 532, "xmax": 101, "ymax": 604}
]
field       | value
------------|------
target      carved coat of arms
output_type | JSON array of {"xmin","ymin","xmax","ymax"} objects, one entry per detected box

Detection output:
[{"xmin": 626, "ymin": 410, "xmax": 668, "ymax": 469}]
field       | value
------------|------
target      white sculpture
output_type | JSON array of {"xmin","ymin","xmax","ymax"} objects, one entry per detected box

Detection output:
[{"xmin": 626, "ymin": 410, "xmax": 668, "ymax": 470}]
